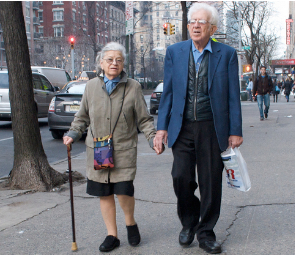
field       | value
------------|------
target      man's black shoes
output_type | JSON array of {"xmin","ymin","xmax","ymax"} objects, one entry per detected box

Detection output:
[
  {"xmin": 199, "ymin": 240, "xmax": 222, "ymax": 254},
  {"xmin": 264, "ymin": 113, "xmax": 268, "ymax": 119},
  {"xmin": 99, "ymin": 235, "xmax": 120, "ymax": 252},
  {"xmin": 179, "ymin": 227, "xmax": 195, "ymax": 246}
]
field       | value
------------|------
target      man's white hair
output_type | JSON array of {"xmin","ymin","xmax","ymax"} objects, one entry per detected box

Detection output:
[{"xmin": 187, "ymin": 3, "xmax": 219, "ymax": 26}]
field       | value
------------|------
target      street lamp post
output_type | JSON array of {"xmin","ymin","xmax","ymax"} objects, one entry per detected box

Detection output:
[{"xmin": 238, "ymin": 3, "xmax": 242, "ymax": 91}]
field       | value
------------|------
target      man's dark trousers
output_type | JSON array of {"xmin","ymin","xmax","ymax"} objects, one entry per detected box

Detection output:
[{"xmin": 172, "ymin": 120, "xmax": 224, "ymax": 243}]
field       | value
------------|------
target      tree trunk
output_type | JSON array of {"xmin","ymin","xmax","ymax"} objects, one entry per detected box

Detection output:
[
  {"xmin": 0, "ymin": 2, "xmax": 66, "ymax": 191},
  {"xmin": 181, "ymin": 1, "xmax": 188, "ymax": 41}
]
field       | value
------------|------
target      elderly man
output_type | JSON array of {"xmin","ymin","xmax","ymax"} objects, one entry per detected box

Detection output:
[{"xmin": 154, "ymin": 3, "xmax": 243, "ymax": 254}]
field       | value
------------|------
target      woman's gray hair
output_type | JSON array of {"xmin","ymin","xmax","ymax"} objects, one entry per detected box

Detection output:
[
  {"xmin": 187, "ymin": 3, "xmax": 219, "ymax": 26},
  {"xmin": 95, "ymin": 42, "xmax": 126, "ymax": 74}
]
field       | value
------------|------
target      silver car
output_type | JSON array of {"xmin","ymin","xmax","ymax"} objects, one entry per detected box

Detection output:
[
  {"xmin": 48, "ymin": 80, "xmax": 87, "ymax": 139},
  {"xmin": 0, "ymin": 70, "xmax": 58, "ymax": 121}
]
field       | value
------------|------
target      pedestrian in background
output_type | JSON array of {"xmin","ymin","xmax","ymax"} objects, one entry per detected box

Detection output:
[
  {"xmin": 154, "ymin": 3, "xmax": 243, "ymax": 254},
  {"xmin": 63, "ymin": 42, "xmax": 161, "ymax": 252},
  {"xmin": 282, "ymin": 76, "xmax": 293, "ymax": 102},
  {"xmin": 253, "ymin": 66, "xmax": 273, "ymax": 121},
  {"xmin": 247, "ymin": 78, "xmax": 253, "ymax": 101},
  {"xmin": 272, "ymin": 78, "xmax": 279, "ymax": 103}
]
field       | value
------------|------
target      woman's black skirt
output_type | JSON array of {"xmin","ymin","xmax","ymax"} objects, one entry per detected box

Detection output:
[{"xmin": 87, "ymin": 179, "xmax": 134, "ymax": 197}]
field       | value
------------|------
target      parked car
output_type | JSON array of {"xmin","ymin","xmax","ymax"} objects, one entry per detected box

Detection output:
[
  {"xmin": 0, "ymin": 70, "xmax": 58, "ymax": 121},
  {"xmin": 78, "ymin": 71, "xmax": 97, "ymax": 81},
  {"xmin": 31, "ymin": 66, "xmax": 72, "ymax": 89},
  {"xmin": 149, "ymin": 82, "xmax": 163, "ymax": 114},
  {"xmin": 48, "ymin": 80, "xmax": 87, "ymax": 139}
]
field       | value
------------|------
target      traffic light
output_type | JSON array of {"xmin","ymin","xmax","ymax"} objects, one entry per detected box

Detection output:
[
  {"xmin": 163, "ymin": 23, "xmax": 170, "ymax": 35},
  {"xmin": 243, "ymin": 64, "xmax": 252, "ymax": 73},
  {"xmin": 170, "ymin": 24, "xmax": 175, "ymax": 35},
  {"xmin": 69, "ymin": 36, "xmax": 75, "ymax": 49}
]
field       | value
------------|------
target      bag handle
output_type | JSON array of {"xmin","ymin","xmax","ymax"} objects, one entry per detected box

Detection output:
[{"xmin": 90, "ymin": 83, "xmax": 126, "ymax": 138}]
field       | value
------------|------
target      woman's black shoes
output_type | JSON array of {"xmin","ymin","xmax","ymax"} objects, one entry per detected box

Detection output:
[
  {"xmin": 126, "ymin": 224, "xmax": 141, "ymax": 246},
  {"xmin": 99, "ymin": 235, "xmax": 120, "ymax": 252}
]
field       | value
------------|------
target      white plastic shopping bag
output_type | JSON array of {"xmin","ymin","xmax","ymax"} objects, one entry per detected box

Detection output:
[{"xmin": 221, "ymin": 147, "xmax": 251, "ymax": 192}]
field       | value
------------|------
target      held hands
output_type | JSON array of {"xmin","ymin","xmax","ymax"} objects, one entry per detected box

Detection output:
[
  {"xmin": 63, "ymin": 136, "xmax": 74, "ymax": 146},
  {"xmin": 228, "ymin": 135, "xmax": 243, "ymax": 149},
  {"xmin": 153, "ymin": 130, "xmax": 168, "ymax": 155}
]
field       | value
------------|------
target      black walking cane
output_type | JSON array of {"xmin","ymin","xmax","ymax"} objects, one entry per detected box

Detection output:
[{"xmin": 67, "ymin": 144, "xmax": 78, "ymax": 251}]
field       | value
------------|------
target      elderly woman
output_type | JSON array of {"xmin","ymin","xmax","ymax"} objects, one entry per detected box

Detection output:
[{"xmin": 63, "ymin": 42, "xmax": 159, "ymax": 252}]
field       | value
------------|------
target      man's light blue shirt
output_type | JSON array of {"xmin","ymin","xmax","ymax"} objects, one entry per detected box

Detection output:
[
  {"xmin": 104, "ymin": 75, "xmax": 121, "ymax": 95},
  {"xmin": 192, "ymin": 39, "xmax": 212, "ymax": 72}
]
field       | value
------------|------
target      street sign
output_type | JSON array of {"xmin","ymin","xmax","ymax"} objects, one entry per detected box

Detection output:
[
  {"xmin": 243, "ymin": 46, "xmax": 251, "ymax": 50},
  {"xmin": 126, "ymin": 1, "xmax": 134, "ymax": 35},
  {"xmin": 213, "ymin": 34, "xmax": 226, "ymax": 39}
]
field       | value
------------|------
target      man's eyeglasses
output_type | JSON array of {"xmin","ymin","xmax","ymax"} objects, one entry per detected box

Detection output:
[
  {"xmin": 189, "ymin": 19, "xmax": 211, "ymax": 25},
  {"xmin": 103, "ymin": 58, "xmax": 124, "ymax": 65}
]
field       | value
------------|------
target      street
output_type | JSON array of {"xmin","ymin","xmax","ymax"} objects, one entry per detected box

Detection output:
[
  {"xmin": 1, "ymin": 96, "xmax": 295, "ymax": 254},
  {"xmin": 0, "ymin": 95, "xmax": 152, "ymax": 178}
]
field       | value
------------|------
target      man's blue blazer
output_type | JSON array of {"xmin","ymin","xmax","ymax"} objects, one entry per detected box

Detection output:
[{"xmin": 157, "ymin": 39, "xmax": 242, "ymax": 152}]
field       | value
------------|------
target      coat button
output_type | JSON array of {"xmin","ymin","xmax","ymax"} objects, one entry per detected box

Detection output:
[{"xmin": 180, "ymin": 114, "xmax": 183, "ymax": 117}]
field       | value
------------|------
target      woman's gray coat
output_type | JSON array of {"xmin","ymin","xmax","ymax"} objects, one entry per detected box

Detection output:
[{"xmin": 67, "ymin": 71, "xmax": 156, "ymax": 183}]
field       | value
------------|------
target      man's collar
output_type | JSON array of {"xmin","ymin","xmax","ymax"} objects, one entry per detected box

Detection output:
[{"xmin": 192, "ymin": 39, "xmax": 212, "ymax": 53}]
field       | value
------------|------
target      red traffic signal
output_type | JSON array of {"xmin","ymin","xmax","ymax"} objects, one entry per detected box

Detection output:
[
  {"xmin": 69, "ymin": 36, "xmax": 75, "ymax": 49},
  {"xmin": 163, "ymin": 23, "xmax": 170, "ymax": 35},
  {"xmin": 243, "ymin": 64, "xmax": 252, "ymax": 73}
]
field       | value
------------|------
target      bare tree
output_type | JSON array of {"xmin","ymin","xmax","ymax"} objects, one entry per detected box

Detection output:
[
  {"xmin": 0, "ymin": 2, "xmax": 67, "ymax": 191},
  {"xmin": 226, "ymin": 1, "xmax": 278, "ymax": 79}
]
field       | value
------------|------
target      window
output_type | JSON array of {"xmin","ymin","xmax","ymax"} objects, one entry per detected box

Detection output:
[
  {"xmin": 141, "ymin": 46, "xmax": 144, "ymax": 52},
  {"xmin": 111, "ymin": 9, "xmax": 113, "ymax": 18},
  {"xmin": 157, "ymin": 12, "xmax": 159, "ymax": 17},
  {"xmin": 157, "ymin": 35, "xmax": 160, "ymax": 40},
  {"xmin": 26, "ymin": 7, "xmax": 30, "ymax": 17},
  {"xmin": 83, "ymin": 15, "xmax": 86, "ymax": 25},
  {"xmin": 56, "ymin": 44, "xmax": 62, "ymax": 53},
  {"xmin": 72, "ymin": 1, "xmax": 75, "ymax": 6},
  {"xmin": 54, "ymin": 26, "xmax": 64, "ymax": 37},
  {"xmin": 53, "ymin": 10, "xmax": 64, "ymax": 21},
  {"xmin": 38, "ymin": 27, "xmax": 43, "ymax": 37},
  {"xmin": 72, "ymin": 11, "xmax": 75, "ymax": 21},
  {"xmin": 176, "ymin": 4, "xmax": 179, "ymax": 9},
  {"xmin": 53, "ymin": 10, "xmax": 63, "ymax": 21},
  {"xmin": 140, "ymin": 35, "xmax": 143, "ymax": 42},
  {"xmin": 40, "ymin": 45, "xmax": 44, "ymax": 53},
  {"xmin": 26, "ymin": 23, "xmax": 30, "ymax": 33},
  {"xmin": 40, "ymin": 76, "xmax": 53, "ymax": 91},
  {"xmin": 33, "ymin": 75, "xmax": 43, "ymax": 90},
  {"xmin": 175, "ymin": 11, "xmax": 178, "ymax": 16},
  {"xmin": 176, "ymin": 27, "xmax": 179, "ymax": 32},
  {"xmin": 38, "ymin": 11, "xmax": 43, "ymax": 22}
]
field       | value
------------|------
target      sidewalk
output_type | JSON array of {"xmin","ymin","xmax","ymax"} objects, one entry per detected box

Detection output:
[{"xmin": 1, "ymin": 99, "xmax": 295, "ymax": 254}]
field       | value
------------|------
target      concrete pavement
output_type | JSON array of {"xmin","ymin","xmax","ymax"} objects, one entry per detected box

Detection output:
[{"xmin": 1, "ymin": 94, "xmax": 295, "ymax": 254}]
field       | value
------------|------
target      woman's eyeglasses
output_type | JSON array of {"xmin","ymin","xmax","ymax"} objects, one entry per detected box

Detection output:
[{"xmin": 103, "ymin": 58, "xmax": 123, "ymax": 65}]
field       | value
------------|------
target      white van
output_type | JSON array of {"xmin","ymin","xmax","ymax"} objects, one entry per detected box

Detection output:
[{"xmin": 31, "ymin": 66, "xmax": 71, "ymax": 89}]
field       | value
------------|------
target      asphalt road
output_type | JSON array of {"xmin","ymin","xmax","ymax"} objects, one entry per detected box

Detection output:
[{"xmin": 0, "ymin": 95, "xmax": 153, "ymax": 178}]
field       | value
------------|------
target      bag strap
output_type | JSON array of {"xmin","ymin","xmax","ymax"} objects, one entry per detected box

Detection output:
[
  {"xmin": 111, "ymin": 83, "xmax": 126, "ymax": 135},
  {"xmin": 90, "ymin": 83, "xmax": 126, "ymax": 138}
]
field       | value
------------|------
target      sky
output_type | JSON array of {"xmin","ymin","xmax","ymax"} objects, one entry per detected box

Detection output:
[{"xmin": 269, "ymin": 1, "xmax": 289, "ymax": 58}]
